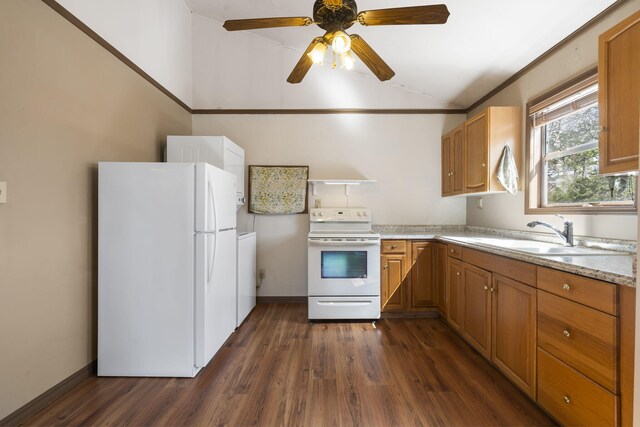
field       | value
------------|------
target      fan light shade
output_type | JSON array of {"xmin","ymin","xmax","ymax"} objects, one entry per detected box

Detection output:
[
  {"xmin": 308, "ymin": 42, "xmax": 327, "ymax": 64},
  {"xmin": 331, "ymin": 31, "xmax": 351, "ymax": 54},
  {"xmin": 341, "ymin": 51, "xmax": 355, "ymax": 70}
]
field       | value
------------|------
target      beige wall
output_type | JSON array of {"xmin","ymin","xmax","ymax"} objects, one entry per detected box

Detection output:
[
  {"xmin": 0, "ymin": 0, "xmax": 192, "ymax": 419},
  {"xmin": 193, "ymin": 114, "xmax": 467, "ymax": 297},
  {"xmin": 465, "ymin": 0, "xmax": 640, "ymax": 240}
]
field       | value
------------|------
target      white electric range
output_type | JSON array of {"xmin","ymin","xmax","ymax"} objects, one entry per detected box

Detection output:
[{"xmin": 307, "ymin": 208, "xmax": 381, "ymax": 320}]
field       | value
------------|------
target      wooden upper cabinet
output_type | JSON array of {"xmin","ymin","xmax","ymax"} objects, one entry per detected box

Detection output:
[
  {"xmin": 441, "ymin": 107, "xmax": 521, "ymax": 197},
  {"xmin": 441, "ymin": 133, "xmax": 453, "ymax": 196},
  {"xmin": 464, "ymin": 106, "xmax": 522, "ymax": 195},
  {"xmin": 452, "ymin": 125, "xmax": 464, "ymax": 194},
  {"xmin": 598, "ymin": 10, "xmax": 640, "ymax": 174},
  {"xmin": 441, "ymin": 125, "xmax": 465, "ymax": 197},
  {"xmin": 465, "ymin": 112, "xmax": 489, "ymax": 192},
  {"xmin": 410, "ymin": 242, "xmax": 436, "ymax": 309}
]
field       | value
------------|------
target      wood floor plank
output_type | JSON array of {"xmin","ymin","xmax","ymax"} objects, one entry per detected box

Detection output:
[{"xmin": 20, "ymin": 304, "xmax": 555, "ymax": 426}]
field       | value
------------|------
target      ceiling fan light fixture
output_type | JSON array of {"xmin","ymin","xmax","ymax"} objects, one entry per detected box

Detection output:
[
  {"xmin": 340, "ymin": 51, "xmax": 355, "ymax": 70},
  {"xmin": 308, "ymin": 41, "xmax": 327, "ymax": 65},
  {"xmin": 331, "ymin": 31, "xmax": 351, "ymax": 54}
]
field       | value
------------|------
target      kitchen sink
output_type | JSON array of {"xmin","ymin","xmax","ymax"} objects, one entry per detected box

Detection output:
[{"xmin": 451, "ymin": 236, "xmax": 627, "ymax": 256}]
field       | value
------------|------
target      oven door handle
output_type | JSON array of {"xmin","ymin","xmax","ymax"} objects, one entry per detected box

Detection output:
[{"xmin": 308, "ymin": 240, "xmax": 380, "ymax": 246}]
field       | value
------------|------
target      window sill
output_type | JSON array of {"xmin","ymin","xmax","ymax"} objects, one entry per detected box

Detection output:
[{"xmin": 525, "ymin": 205, "xmax": 637, "ymax": 215}]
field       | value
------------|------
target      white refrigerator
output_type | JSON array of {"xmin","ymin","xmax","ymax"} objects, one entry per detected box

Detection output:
[{"xmin": 98, "ymin": 162, "xmax": 237, "ymax": 377}]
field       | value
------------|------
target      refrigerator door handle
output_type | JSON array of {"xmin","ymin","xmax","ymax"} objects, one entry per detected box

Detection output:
[
  {"xmin": 207, "ymin": 177, "xmax": 218, "ymax": 287},
  {"xmin": 208, "ymin": 233, "xmax": 216, "ymax": 286}
]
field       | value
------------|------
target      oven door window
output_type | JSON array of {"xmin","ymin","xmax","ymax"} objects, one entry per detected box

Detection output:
[{"xmin": 321, "ymin": 251, "xmax": 367, "ymax": 279}]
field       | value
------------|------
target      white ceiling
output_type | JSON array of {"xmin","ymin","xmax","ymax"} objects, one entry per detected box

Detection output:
[{"xmin": 184, "ymin": 0, "xmax": 616, "ymax": 109}]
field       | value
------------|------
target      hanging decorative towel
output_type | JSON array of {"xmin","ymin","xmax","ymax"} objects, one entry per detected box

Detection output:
[
  {"xmin": 496, "ymin": 144, "xmax": 519, "ymax": 195},
  {"xmin": 248, "ymin": 165, "xmax": 309, "ymax": 214}
]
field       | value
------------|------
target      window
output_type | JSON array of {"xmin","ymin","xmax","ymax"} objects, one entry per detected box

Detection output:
[{"xmin": 526, "ymin": 69, "xmax": 636, "ymax": 213}]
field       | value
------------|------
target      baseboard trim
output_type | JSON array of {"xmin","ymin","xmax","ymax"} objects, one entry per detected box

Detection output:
[
  {"xmin": 381, "ymin": 310, "xmax": 441, "ymax": 319},
  {"xmin": 257, "ymin": 296, "xmax": 308, "ymax": 304},
  {"xmin": 0, "ymin": 361, "xmax": 96, "ymax": 426}
]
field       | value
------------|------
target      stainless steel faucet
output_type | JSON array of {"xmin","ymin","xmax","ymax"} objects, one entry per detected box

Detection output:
[{"xmin": 526, "ymin": 215, "xmax": 574, "ymax": 247}]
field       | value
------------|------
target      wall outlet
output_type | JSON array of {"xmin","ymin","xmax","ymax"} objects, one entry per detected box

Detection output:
[
  {"xmin": 477, "ymin": 197, "xmax": 484, "ymax": 209},
  {"xmin": 0, "ymin": 182, "xmax": 6, "ymax": 204}
]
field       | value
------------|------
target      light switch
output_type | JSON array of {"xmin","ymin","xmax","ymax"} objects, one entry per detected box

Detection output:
[{"xmin": 0, "ymin": 182, "xmax": 6, "ymax": 204}]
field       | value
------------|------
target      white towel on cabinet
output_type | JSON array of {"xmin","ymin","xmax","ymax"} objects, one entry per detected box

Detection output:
[{"xmin": 497, "ymin": 144, "xmax": 519, "ymax": 195}]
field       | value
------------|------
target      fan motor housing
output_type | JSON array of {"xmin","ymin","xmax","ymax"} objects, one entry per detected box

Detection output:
[{"xmin": 313, "ymin": 0, "xmax": 358, "ymax": 32}]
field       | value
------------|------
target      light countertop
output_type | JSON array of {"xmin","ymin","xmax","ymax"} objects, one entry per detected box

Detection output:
[{"xmin": 375, "ymin": 226, "xmax": 636, "ymax": 287}]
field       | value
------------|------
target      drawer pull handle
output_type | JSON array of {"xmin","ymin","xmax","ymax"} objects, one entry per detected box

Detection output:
[
  {"xmin": 390, "ymin": 245, "xmax": 398, "ymax": 249},
  {"xmin": 562, "ymin": 283, "xmax": 571, "ymax": 291},
  {"xmin": 563, "ymin": 329, "xmax": 571, "ymax": 338},
  {"xmin": 563, "ymin": 395, "xmax": 571, "ymax": 404}
]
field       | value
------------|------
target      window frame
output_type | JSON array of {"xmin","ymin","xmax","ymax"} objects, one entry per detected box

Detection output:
[{"xmin": 525, "ymin": 67, "xmax": 637, "ymax": 215}]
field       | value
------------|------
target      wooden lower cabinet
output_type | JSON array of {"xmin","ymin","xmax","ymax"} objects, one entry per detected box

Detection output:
[
  {"xmin": 381, "ymin": 253, "xmax": 408, "ymax": 311},
  {"xmin": 435, "ymin": 243, "xmax": 448, "ymax": 314},
  {"xmin": 462, "ymin": 263, "xmax": 492, "ymax": 358},
  {"xmin": 491, "ymin": 274, "xmax": 537, "ymax": 398},
  {"xmin": 447, "ymin": 258, "xmax": 464, "ymax": 331},
  {"xmin": 446, "ymin": 251, "xmax": 538, "ymax": 399},
  {"xmin": 410, "ymin": 242, "xmax": 435, "ymax": 309},
  {"xmin": 381, "ymin": 240, "xmax": 439, "ymax": 313}
]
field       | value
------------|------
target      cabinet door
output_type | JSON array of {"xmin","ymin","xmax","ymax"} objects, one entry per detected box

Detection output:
[
  {"xmin": 435, "ymin": 243, "xmax": 448, "ymax": 315},
  {"xmin": 447, "ymin": 258, "xmax": 464, "ymax": 332},
  {"xmin": 381, "ymin": 254, "xmax": 407, "ymax": 311},
  {"xmin": 441, "ymin": 133, "xmax": 453, "ymax": 196},
  {"xmin": 463, "ymin": 264, "xmax": 492, "ymax": 358},
  {"xmin": 464, "ymin": 112, "xmax": 488, "ymax": 193},
  {"xmin": 599, "ymin": 11, "xmax": 640, "ymax": 174},
  {"xmin": 410, "ymin": 242, "xmax": 435, "ymax": 309},
  {"xmin": 491, "ymin": 274, "xmax": 537, "ymax": 398},
  {"xmin": 452, "ymin": 125, "xmax": 464, "ymax": 194}
]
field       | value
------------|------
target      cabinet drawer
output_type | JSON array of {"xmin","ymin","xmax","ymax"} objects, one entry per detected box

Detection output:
[
  {"xmin": 538, "ymin": 348, "xmax": 618, "ymax": 427},
  {"xmin": 381, "ymin": 240, "xmax": 407, "ymax": 254},
  {"xmin": 463, "ymin": 248, "xmax": 536, "ymax": 286},
  {"xmin": 447, "ymin": 244, "xmax": 462, "ymax": 259},
  {"xmin": 538, "ymin": 290, "xmax": 617, "ymax": 392},
  {"xmin": 537, "ymin": 267, "xmax": 617, "ymax": 315}
]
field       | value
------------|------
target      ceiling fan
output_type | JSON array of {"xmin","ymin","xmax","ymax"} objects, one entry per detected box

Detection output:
[{"xmin": 223, "ymin": 0, "xmax": 450, "ymax": 84}]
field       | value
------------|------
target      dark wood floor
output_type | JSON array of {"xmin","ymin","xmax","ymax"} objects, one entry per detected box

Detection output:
[{"xmin": 23, "ymin": 304, "xmax": 555, "ymax": 426}]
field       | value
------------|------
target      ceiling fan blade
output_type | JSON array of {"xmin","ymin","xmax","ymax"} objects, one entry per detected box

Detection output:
[
  {"xmin": 223, "ymin": 17, "xmax": 313, "ymax": 31},
  {"xmin": 349, "ymin": 35, "xmax": 395, "ymax": 81},
  {"xmin": 357, "ymin": 4, "xmax": 450, "ymax": 26},
  {"xmin": 287, "ymin": 38, "xmax": 324, "ymax": 84}
]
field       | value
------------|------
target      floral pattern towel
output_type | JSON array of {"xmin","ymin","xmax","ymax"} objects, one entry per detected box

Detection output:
[{"xmin": 497, "ymin": 144, "xmax": 519, "ymax": 195}]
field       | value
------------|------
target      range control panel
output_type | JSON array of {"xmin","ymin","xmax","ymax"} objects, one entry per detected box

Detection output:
[{"xmin": 309, "ymin": 208, "xmax": 371, "ymax": 222}]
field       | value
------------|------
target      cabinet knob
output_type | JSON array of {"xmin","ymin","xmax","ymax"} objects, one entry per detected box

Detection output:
[
  {"xmin": 481, "ymin": 163, "xmax": 486, "ymax": 167},
  {"xmin": 390, "ymin": 245, "xmax": 397, "ymax": 249},
  {"xmin": 456, "ymin": 272, "xmax": 461, "ymax": 276},
  {"xmin": 598, "ymin": 125, "xmax": 606, "ymax": 133},
  {"xmin": 383, "ymin": 265, "xmax": 388, "ymax": 270},
  {"xmin": 563, "ymin": 395, "xmax": 571, "ymax": 404},
  {"xmin": 562, "ymin": 283, "xmax": 571, "ymax": 291},
  {"xmin": 490, "ymin": 287, "xmax": 496, "ymax": 293},
  {"xmin": 484, "ymin": 285, "xmax": 489, "ymax": 291},
  {"xmin": 450, "ymin": 249, "xmax": 455, "ymax": 253},
  {"xmin": 563, "ymin": 329, "xmax": 571, "ymax": 338}
]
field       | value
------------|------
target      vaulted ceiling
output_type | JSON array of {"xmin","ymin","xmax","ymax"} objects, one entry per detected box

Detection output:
[{"xmin": 185, "ymin": 0, "xmax": 616, "ymax": 109}]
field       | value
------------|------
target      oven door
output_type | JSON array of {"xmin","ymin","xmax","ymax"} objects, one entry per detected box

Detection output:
[{"xmin": 307, "ymin": 238, "xmax": 380, "ymax": 296}]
